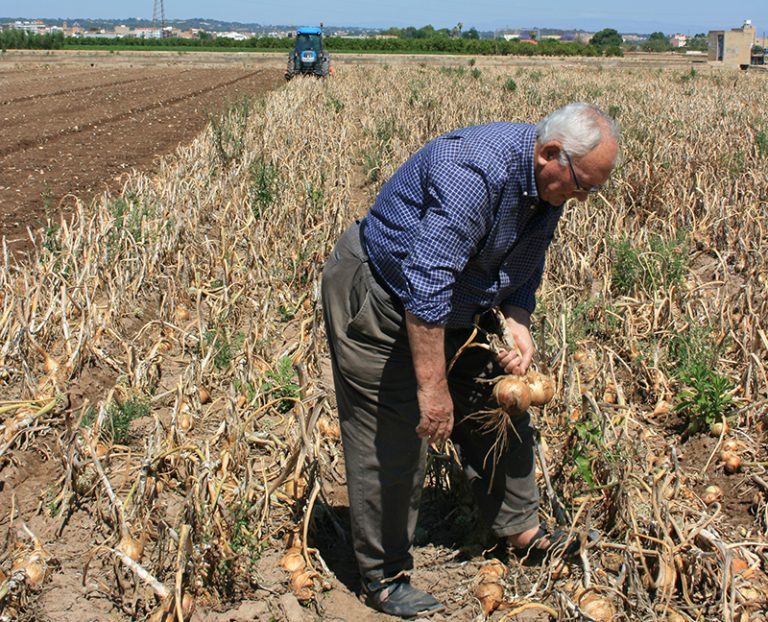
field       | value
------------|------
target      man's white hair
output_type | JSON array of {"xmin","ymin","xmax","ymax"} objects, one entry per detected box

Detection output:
[{"xmin": 536, "ymin": 102, "xmax": 619, "ymax": 164}]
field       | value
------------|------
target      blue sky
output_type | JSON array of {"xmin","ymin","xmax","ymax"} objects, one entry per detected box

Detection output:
[{"xmin": 5, "ymin": 1, "xmax": 767, "ymax": 35}]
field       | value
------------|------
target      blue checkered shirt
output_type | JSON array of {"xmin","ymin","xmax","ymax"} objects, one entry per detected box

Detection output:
[{"xmin": 362, "ymin": 122, "xmax": 563, "ymax": 328}]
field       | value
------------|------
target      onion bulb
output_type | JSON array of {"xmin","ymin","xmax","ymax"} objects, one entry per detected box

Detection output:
[
  {"xmin": 290, "ymin": 569, "xmax": 316, "ymax": 602},
  {"xmin": 181, "ymin": 592, "xmax": 195, "ymax": 618},
  {"xmin": 174, "ymin": 306, "xmax": 191, "ymax": 322},
  {"xmin": 280, "ymin": 547, "xmax": 306, "ymax": 572},
  {"xmin": 477, "ymin": 559, "xmax": 507, "ymax": 580},
  {"xmin": 526, "ymin": 370, "xmax": 555, "ymax": 406},
  {"xmin": 720, "ymin": 451, "xmax": 742, "ymax": 474},
  {"xmin": 709, "ymin": 420, "xmax": 730, "ymax": 437},
  {"xmin": 119, "ymin": 535, "xmax": 144, "ymax": 562},
  {"xmin": 721, "ymin": 439, "xmax": 740, "ymax": 452},
  {"xmin": 474, "ymin": 580, "xmax": 504, "ymax": 617},
  {"xmin": 198, "ymin": 387, "xmax": 211, "ymax": 404},
  {"xmin": 652, "ymin": 400, "xmax": 671, "ymax": 417},
  {"xmin": 579, "ymin": 593, "xmax": 615, "ymax": 622},
  {"xmin": 95, "ymin": 442, "xmax": 110, "ymax": 460},
  {"xmin": 493, "ymin": 376, "xmax": 531, "ymax": 415},
  {"xmin": 732, "ymin": 558, "xmax": 748, "ymax": 574},
  {"xmin": 24, "ymin": 559, "xmax": 47, "ymax": 588},
  {"xmin": 702, "ymin": 485, "xmax": 722, "ymax": 505},
  {"xmin": 42, "ymin": 351, "xmax": 60, "ymax": 376},
  {"xmin": 317, "ymin": 415, "xmax": 341, "ymax": 439}
]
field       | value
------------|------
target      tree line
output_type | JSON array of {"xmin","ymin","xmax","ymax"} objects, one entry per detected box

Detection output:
[
  {"xmin": 0, "ymin": 26, "xmax": 712, "ymax": 56},
  {"xmin": 0, "ymin": 29, "xmax": 65, "ymax": 50},
  {"xmin": 2, "ymin": 33, "xmax": 623, "ymax": 57}
]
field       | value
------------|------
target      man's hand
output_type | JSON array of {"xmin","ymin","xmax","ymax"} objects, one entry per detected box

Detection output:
[
  {"xmin": 405, "ymin": 312, "xmax": 454, "ymax": 442},
  {"xmin": 414, "ymin": 380, "xmax": 454, "ymax": 444},
  {"xmin": 497, "ymin": 306, "xmax": 534, "ymax": 375}
]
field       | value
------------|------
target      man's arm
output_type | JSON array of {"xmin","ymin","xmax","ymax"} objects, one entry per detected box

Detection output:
[
  {"xmin": 405, "ymin": 312, "xmax": 454, "ymax": 443},
  {"xmin": 496, "ymin": 305, "xmax": 534, "ymax": 376}
]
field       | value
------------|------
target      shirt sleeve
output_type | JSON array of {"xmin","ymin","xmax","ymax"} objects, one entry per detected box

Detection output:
[
  {"xmin": 501, "ymin": 259, "xmax": 544, "ymax": 314},
  {"xmin": 400, "ymin": 159, "xmax": 493, "ymax": 324}
]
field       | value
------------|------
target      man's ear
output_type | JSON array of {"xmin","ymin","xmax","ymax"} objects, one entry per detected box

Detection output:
[
  {"xmin": 540, "ymin": 141, "xmax": 562, "ymax": 162},
  {"xmin": 536, "ymin": 140, "xmax": 562, "ymax": 167}
]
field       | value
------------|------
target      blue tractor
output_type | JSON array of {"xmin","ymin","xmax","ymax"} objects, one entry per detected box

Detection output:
[{"xmin": 285, "ymin": 26, "xmax": 331, "ymax": 80}]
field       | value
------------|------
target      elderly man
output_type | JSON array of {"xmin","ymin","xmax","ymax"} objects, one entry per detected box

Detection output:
[{"xmin": 321, "ymin": 102, "xmax": 619, "ymax": 618}]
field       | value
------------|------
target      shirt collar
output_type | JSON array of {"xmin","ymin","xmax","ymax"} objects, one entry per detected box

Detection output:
[{"xmin": 520, "ymin": 125, "xmax": 540, "ymax": 206}]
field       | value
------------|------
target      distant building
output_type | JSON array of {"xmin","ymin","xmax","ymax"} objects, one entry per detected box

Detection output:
[
  {"xmin": 218, "ymin": 31, "xmax": 250, "ymax": 41},
  {"xmin": 132, "ymin": 27, "xmax": 164, "ymax": 39},
  {"xmin": 708, "ymin": 19, "xmax": 757, "ymax": 68},
  {"xmin": 11, "ymin": 20, "xmax": 47, "ymax": 34},
  {"xmin": 670, "ymin": 34, "xmax": 687, "ymax": 47}
]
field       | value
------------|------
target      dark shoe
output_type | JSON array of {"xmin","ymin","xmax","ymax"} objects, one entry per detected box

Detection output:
[
  {"xmin": 511, "ymin": 525, "xmax": 598, "ymax": 564},
  {"xmin": 363, "ymin": 573, "xmax": 445, "ymax": 618}
]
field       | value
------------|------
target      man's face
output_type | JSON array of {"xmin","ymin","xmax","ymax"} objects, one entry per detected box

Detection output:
[{"xmin": 534, "ymin": 137, "xmax": 618, "ymax": 206}]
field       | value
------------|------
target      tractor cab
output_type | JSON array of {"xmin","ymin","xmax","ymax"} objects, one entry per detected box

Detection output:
[{"xmin": 285, "ymin": 26, "xmax": 331, "ymax": 80}]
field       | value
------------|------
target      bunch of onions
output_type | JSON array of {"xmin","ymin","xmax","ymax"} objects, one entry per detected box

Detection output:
[
  {"xmin": 474, "ymin": 560, "xmax": 507, "ymax": 617},
  {"xmin": 493, "ymin": 369, "xmax": 555, "ymax": 415}
]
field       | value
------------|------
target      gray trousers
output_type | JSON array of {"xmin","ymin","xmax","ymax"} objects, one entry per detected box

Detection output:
[{"xmin": 321, "ymin": 221, "xmax": 540, "ymax": 581}]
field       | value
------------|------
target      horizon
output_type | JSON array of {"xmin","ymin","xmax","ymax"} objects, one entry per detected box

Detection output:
[
  {"xmin": 3, "ymin": 1, "xmax": 767, "ymax": 37},
  {"xmin": 4, "ymin": 15, "xmax": 767, "ymax": 37}
]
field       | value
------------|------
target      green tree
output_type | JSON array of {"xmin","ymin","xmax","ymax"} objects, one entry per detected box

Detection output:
[
  {"xmin": 685, "ymin": 33, "xmax": 708, "ymax": 51},
  {"xmin": 462, "ymin": 27, "xmax": 480, "ymax": 40},
  {"xmin": 590, "ymin": 28, "xmax": 623, "ymax": 47},
  {"xmin": 642, "ymin": 31, "xmax": 672, "ymax": 52}
]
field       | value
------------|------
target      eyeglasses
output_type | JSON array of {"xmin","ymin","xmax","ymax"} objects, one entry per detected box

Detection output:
[{"xmin": 563, "ymin": 150, "xmax": 603, "ymax": 194}]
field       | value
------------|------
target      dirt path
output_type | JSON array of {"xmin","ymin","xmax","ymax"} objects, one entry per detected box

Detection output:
[{"xmin": 0, "ymin": 52, "xmax": 285, "ymax": 256}]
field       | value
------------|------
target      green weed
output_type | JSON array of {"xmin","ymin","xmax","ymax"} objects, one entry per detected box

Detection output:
[
  {"xmin": 609, "ymin": 232, "xmax": 688, "ymax": 296},
  {"xmin": 249, "ymin": 157, "xmax": 279, "ymax": 218},
  {"xmin": 566, "ymin": 410, "xmax": 622, "ymax": 492},
  {"xmin": 674, "ymin": 362, "xmax": 734, "ymax": 435},
  {"xmin": 261, "ymin": 357, "xmax": 300, "ymax": 413},
  {"xmin": 503, "ymin": 78, "xmax": 517, "ymax": 92},
  {"xmin": 106, "ymin": 192, "xmax": 154, "ymax": 254},
  {"xmin": 327, "ymin": 93, "xmax": 344, "ymax": 113},
  {"xmin": 106, "ymin": 397, "xmax": 150, "ymax": 445},
  {"xmin": 204, "ymin": 330, "xmax": 245, "ymax": 371},
  {"xmin": 210, "ymin": 97, "xmax": 251, "ymax": 167},
  {"xmin": 756, "ymin": 129, "xmax": 768, "ymax": 158},
  {"xmin": 439, "ymin": 66, "xmax": 466, "ymax": 77},
  {"xmin": 680, "ymin": 67, "xmax": 698, "ymax": 82},
  {"xmin": 667, "ymin": 318, "xmax": 721, "ymax": 379},
  {"xmin": 362, "ymin": 118, "xmax": 397, "ymax": 184},
  {"xmin": 565, "ymin": 296, "xmax": 620, "ymax": 351}
]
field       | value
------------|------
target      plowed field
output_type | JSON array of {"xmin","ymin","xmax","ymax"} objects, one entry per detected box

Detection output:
[{"xmin": 0, "ymin": 51, "xmax": 284, "ymax": 255}]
